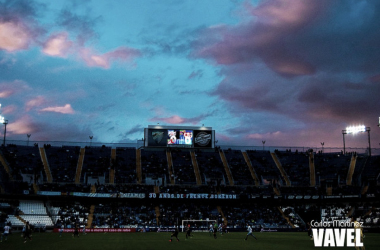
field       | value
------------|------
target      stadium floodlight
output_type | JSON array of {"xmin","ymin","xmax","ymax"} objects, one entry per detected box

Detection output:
[
  {"xmin": 2, "ymin": 118, "xmax": 8, "ymax": 147},
  {"xmin": 346, "ymin": 125, "xmax": 366, "ymax": 134},
  {"xmin": 342, "ymin": 125, "xmax": 371, "ymax": 156}
]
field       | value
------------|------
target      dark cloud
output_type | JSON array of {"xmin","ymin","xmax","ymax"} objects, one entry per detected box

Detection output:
[
  {"xmin": 193, "ymin": 0, "xmax": 380, "ymax": 77},
  {"xmin": 117, "ymin": 125, "xmax": 144, "ymax": 142},
  {"xmin": 192, "ymin": 0, "xmax": 328, "ymax": 77},
  {"xmin": 189, "ymin": 0, "xmax": 380, "ymax": 146},
  {"xmin": 56, "ymin": 6, "xmax": 102, "ymax": 44},
  {"xmin": 0, "ymin": 0, "xmax": 45, "ymax": 21},
  {"xmin": 297, "ymin": 78, "xmax": 380, "ymax": 122},
  {"xmin": 125, "ymin": 124, "xmax": 143, "ymax": 135},
  {"xmin": 188, "ymin": 70, "xmax": 203, "ymax": 79}
]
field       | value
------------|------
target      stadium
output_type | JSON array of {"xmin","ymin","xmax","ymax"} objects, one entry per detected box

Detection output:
[
  {"xmin": 2, "ymin": 0, "xmax": 380, "ymax": 249},
  {"xmin": 0, "ymin": 124, "xmax": 379, "ymax": 249}
]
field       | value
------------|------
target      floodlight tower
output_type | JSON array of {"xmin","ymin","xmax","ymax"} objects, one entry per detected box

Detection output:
[
  {"xmin": 343, "ymin": 125, "xmax": 371, "ymax": 156},
  {"xmin": 342, "ymin": 130, "xmax": 347, "ymax": 155},
  {"xmin": 2, "ymin": 118, "xmax": 8, "ymax": 147},
  {"xmin": 0, "ymin": 104, "xmax": 8, "ymax": 146},
  {"xmin": 262, "ymin": 140, "xmax": 266, "ymax": 151},
  {"xmin": 366, "ymin": 127, "xmax": 371, "ymax": 156}
]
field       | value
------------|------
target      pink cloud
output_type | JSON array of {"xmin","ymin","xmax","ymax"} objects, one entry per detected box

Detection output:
[
  {"xmin": 154, "ymin": 115, "xmax": 185, "ymax": 124},
  {"xmin": 0, "ymin": 20, "xmax": 33, "ymax": 52},
  {"xmin": 247, "ymin": 131, "xmax": 282, "ymax": 140},
  {"xmin": 7, "ymin": 116, "xmax": 36, "ymax": 134},
  {"xmin": 42, "ymin": 32, "xmax": 73, "ymax": 57},
  {"xmin": 151, "ymin": 113, "xmax": 209, "ymax": 125},
  {"xmin": 25, "ymin": 96, "xmax": 46, "ymax": 111},
  {"xmin": 249, "ymin": 0, "xmax": 317, "ymax": 27},
  {"xmin": 80, "ymin": 46, "xmax": 141, "ymax": 69},
  {"xmin": 0, "ymin": 80, "xmax": 30, "ymax": 97},
  {"xmin": 1, "ymin": 105, "xmax": 17, "ymax": 115},
  {"xmin": 215, "ymin": 133, "xmax": 232, "ymax": 142},
  {"xmin": 165, "ymin": 115, "xmax": 184, "ymax": 124},
  {"xmin": 0, "ymin": 89, "xmax": 14, "ymax": 98},
  {"xmin": 40, "ymin": 104, "xmax": 75, "ymax": 114}
]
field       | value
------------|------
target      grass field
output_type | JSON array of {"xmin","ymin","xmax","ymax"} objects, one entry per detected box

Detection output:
[{"xmin": 1, "ymin": 232, "xmax": 379, "ymax": 250}]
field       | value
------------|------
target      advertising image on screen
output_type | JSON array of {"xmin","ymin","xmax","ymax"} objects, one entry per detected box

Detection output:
[
  {"xmin": 147, "ymin": 129, "xmax": 167, "ymax": 147},
  {"xmin": 193, "ymin": 130, "xmax": 213, "ymax": 148},
  {"xmin": 180, "ymin": 130, "xmax": 193, "ymax": 145},
  {"xmin": 167, "ymin": 130, "xmax": 193, "ymax": 145}
]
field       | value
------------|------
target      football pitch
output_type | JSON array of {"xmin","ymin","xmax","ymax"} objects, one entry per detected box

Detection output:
[{"xmin": 1, "ymin": 232, "xmax": 379, "ymax": 250}]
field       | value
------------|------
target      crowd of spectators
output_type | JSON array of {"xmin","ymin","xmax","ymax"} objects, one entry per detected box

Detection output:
[
  {"xmin": 92, "ymin": 203, "xmax": 156, "ymax": 228},
  {"xmin": 53, "ymin": 202, "xmax": 89, "ymax": 228}
]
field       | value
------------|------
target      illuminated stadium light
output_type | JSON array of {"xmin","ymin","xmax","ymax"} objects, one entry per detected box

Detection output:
[
  {"xmin": 1, "ymin": 117, "xmax": 8, "ymax": 146},
  {"xmin": 0, "ymin": 104, "xmax": 8, "ymax": 146},
  {"xmin": 346, "ymin": 125, "xmax": 366, "ymax": 134},
  {"xmin": 342, "ymin": 125, "xmax": 371, "ymax": 156}
]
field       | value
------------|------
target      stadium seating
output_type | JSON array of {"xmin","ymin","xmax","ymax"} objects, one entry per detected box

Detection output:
[{"xmin": 1, "ymin": 144, "xmax": 380, "ymax": 231}]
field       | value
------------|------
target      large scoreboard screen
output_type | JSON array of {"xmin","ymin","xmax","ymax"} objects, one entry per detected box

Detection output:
[{"xmin": 145, "ymin": 125, "xmax": 214, "ymax": 148}]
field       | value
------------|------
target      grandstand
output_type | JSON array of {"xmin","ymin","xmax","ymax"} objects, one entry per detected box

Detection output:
[{"xmin": 0, "ymin": 134, "xmax": 380, "ymax": 233}]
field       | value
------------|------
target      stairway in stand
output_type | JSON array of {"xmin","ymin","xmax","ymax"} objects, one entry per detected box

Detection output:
[
  {"xmin": 271, "ymin": 152, "xmax": 291, "ymax": 186},
  {"xmin": 109, "ymin": 148, "xmax": 116, "ymax": 184},
  {"xmin": 217, "ymin": 206, "xmax": 228, "ymax": 225},
  {"xmin": 32, "ymin": 183, "xmax": 39, "ymax": 194},
  {"xmin": 16, "ymin": 215, "xmax": 27, "ymax": 224},
  {"xmin": 278, "ymin": 207, "xmax": 295, "ymax": 228},
  {"xmin": 91, "ymin": 184, "xmax": 96, "ymax": 193},
  {"xmin": 86, "ymin": 205, "xmax": 95, "ymax": 229},
  {"xmin": 166, "ymin": 150, "xmax": 175, "ymax": 185},
  {"xmin": 39, "ymin": 147, "xmax": 53, "ymax": 183},
  {"xmin": 0, "ymin": 153, "xmax": 12, "ymax": 180},
  {"xmin": 242, "ymin": 151, "xmax": 260, "ymax": 186},
  {"xmin": 326, "ymin": 186, "xmax": 333, "ymax": 196},
  {"xmin": 361, "ymin": 184, "xmax": 369, "ymax": 195},
  {"xmin": 219, "ymin": 150, "xmax": 234, "ymax": 186},
  {"xmin": 75, "ymin": 148, "xmax": 85, "ymax": 184},
  {"xmin": 154, "ymin": 185, "xmax": 160, "ymax": 226},
  {"xmin": 346, "ymin": 154, "xmax": 357, "ymax": 185},
  {"xmin": 190, "ymin": 151, "xmax": 202, "ymax": 185}
]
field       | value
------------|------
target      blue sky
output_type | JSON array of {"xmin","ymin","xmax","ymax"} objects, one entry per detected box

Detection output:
[{"xmin": 0, "ymin": 0, "xmax": 379, "ymax": 148}]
